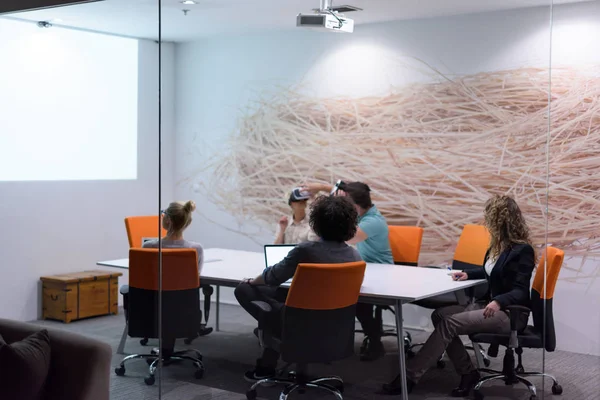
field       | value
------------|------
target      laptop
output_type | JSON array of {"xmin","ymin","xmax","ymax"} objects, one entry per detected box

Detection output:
[
  {"xmin": 141, "ymin": 237, "xmax": 158, "ymax": 245},
  {"xmin": 264, "ymin": 244, "xmax": 296, "ymax": 268}
]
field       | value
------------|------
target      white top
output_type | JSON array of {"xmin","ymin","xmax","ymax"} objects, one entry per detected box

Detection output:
[
  {"xmin": 484, "ymin": 256, "xmax": 497, "ymax": 276},
  {"xmin": 97, "ymin": 248, "xmax": 486, "ymax": 303},
  {"xmin": 142, "ymin": 239, "xmax": 204, "ymax": 274},
  {"xmin": 276, "ymin": 216, "xmax": 319, "ymax": 244}
]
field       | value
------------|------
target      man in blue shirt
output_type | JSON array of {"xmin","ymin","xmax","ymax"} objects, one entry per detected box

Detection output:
[{"xmin": 303, "ymin": 181, "xmax": 393, "ymax": 361}]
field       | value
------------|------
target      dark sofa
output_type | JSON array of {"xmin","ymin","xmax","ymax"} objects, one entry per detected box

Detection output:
[{"xmin": 0, "ymin": 318, "xmax": 112, "ymax": 400}]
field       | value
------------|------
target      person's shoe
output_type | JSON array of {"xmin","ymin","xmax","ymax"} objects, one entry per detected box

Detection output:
[
  {"xmin": 360, "ymin": 336, "xmax": 385, "ymax": 361},
  {"xmin": 244, "ymin": 366, "xmax": 276, "ymax": 383},
  {"xmin": 197, "ymin": 325, "xmax": 213, "ymax": 337},
  {"xmin": 450, "ymin": 370, "xmax": 481, "ymax": 397},
  {"xmin": 379, "ymin": 374, "xmax": 415, "ymax": 395}
]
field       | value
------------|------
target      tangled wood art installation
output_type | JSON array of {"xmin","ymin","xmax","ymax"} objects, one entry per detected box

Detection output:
[{"xmin": 186, "ymin": 66, "xmax": 600, "ymax": 285}]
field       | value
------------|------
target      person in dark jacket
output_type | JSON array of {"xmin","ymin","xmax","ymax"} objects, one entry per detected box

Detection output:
[{"xmin": 381, "ymin": 194, "xmax": 535, "ymax": 397}]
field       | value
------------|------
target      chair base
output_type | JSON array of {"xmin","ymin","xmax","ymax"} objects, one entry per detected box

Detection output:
[
  {"xmin": 408, "ymin": 342, "xmax": 491, "ymax": 368},
  {"xmin": 474, "ymin": 368, "xmax": 563, "ymax": 399},
  {"xmin": 114, "ymin": 348, "xmax": 204, "ymax": 385},
  {"xmin": 247, "ymin": 375, "xmax": 344, "ymax": 400}
]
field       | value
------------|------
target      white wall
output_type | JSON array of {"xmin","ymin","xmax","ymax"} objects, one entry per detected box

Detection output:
[
  {"xmin": 174, "ymin": 2, "xmax": 600, "ymax": 356},
  {"xmin": 0, "ymin": 39, "xmax": 176, "ymax": 321}
]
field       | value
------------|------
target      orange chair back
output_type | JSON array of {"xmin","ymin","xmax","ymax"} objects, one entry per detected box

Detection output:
[
  {"xmin": 125, "ymin": 216, "xmax": 166, "ymax": 248},
  {"xmin": 129, "ymin": 248, "xmax": 199, "ymax": 291},
  {"xmin": 452, "ymin": 224, "xmax": 490, "ymax": 269},
  {"xmin": 285, "ymin": 261, "xmax": 366, "ymax": 310},
  {"xmin": 532, "ymin": 246, "xmax": 564, "ymax": 301},
  {"xmin": 388, "ymin": 226, "xmax": 423, "ymax": 266},
  {"xmin": 531, "ymin": 246, "xmax": 564, "ymax": 352}
]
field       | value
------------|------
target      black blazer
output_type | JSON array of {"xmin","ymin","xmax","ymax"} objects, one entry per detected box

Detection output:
[{"xmin": 464, "ymin": 243, "xmax": 535, "ymax": 309}]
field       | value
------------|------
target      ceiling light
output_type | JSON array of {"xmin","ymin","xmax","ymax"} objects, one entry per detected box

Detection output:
[{"xmin": 180, "ymin": 0, "xmax": 197, "ymax": 4}]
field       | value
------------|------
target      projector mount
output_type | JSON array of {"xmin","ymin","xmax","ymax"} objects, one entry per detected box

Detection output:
[{"xmin": 312, "ymin": 0, "xmax": 362, "ymax": 29}]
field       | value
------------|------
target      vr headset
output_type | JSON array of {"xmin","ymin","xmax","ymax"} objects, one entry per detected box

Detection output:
[{"xmin": 330, "ymin": 179, "xmax": 348, "ymax": 195}]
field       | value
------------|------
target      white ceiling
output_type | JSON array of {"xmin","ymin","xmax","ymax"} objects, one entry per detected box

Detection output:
[{"xmin": 5, "ymin": 0, "xmax": 591, "ymax": 42}]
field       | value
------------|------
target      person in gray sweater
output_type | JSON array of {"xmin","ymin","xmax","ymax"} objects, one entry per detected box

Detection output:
[
  {"xmin": 235, "ymin": 195, "xmax": 363, "ymax": 382},
  {"xmin": 123, "ymin": 200, "xmax": 213, "ymax": 337}
]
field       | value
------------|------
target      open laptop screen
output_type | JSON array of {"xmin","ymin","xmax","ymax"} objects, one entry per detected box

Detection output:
[{"xmin": 264, "ymin": 244, "xmax": 296, "ymax": 268}]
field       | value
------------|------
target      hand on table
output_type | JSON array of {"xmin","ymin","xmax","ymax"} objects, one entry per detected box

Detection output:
[
  {"xmin": 483, "ymin": 300, "xmax": 501, "ymax": 319},
  {"xmin": 450, "ymin": 271, "xmax": 468, "ymax": 281}
]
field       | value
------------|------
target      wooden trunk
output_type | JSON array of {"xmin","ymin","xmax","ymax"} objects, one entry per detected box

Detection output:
[{"xmin": 41, "ymin": 270, "xmax": 123, "ymax": 323}]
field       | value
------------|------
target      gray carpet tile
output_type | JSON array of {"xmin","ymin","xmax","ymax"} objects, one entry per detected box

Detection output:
[{"xmin": 31, "ymin": 304, "xmax": 600, "ymax": 400}]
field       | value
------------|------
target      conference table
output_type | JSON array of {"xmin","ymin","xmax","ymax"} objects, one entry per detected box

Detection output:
[{"xmin": 98, "ymin": 247, "xmax": 485, "ymax": 400}]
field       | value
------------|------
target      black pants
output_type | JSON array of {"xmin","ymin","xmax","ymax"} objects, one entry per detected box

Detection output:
[
  {"xmin": 234, "ymin": 283, "xmax": 288, "ymax": 369},
  {"xmin": 356, "ymin": 302, "xmax": 382, "ymax": 340}
]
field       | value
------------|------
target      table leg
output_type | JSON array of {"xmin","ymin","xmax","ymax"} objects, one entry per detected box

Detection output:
[
  {"xmin": 394, "ymin": 300, "xmax": 409, "ymax": 400},
  {"xmin": 216, "ymin": 285, "xmax": 220, "ymax": 332},
  {"xmin": 117, "ymin": 321, "xmax": 128, "ymax": 355}
]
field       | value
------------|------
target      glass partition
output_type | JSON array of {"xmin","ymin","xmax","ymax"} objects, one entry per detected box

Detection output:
[
  {"xmin": 167, "ymin": 0, "xmax": 555, "ymax": 399},
  {"xmin": 0, "ymin": 0, "xmax": 162, "ymax": 398},
  {"xmin": 547, "ymin": 0, "xmax": 600, "ymax": 397}
]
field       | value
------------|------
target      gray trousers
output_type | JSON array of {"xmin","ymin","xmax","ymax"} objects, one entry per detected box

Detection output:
[{"xmin": 406, "ymin": 303, "xmax": 526, "ymax": 382}]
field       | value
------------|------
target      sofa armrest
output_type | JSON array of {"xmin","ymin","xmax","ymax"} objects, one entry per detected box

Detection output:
[
  {"xmin": 0, "ymin": 319, "xmax": 112, "ymax": 400},
  {"xmin": 45, "ymin": 329, "xmax": 112, "ymax": 400}
]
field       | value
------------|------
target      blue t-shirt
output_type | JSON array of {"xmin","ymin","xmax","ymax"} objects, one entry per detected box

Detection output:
[{"xmin": 357, "ymin": 205, "xmax": 394, "ymax": 264}]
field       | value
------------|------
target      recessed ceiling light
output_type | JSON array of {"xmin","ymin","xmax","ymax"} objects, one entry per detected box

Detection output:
[{"xmin": 180, "ymin": 0, "xmax": 197, "ymax": 4}]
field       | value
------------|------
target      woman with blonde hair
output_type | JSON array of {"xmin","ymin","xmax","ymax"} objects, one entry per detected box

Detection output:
[
  {"xmin": 143, "ymin": 200, "xmax": 213, "ymax": 337},
  {"xmin": 381, "ymin": 194, "xmax": 535, "ymax": 397}
]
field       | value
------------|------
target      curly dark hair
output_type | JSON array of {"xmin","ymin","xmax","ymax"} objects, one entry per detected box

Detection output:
[{"xmin": 309, "ymin": 195, "xmax": 358, "ymax": 242}]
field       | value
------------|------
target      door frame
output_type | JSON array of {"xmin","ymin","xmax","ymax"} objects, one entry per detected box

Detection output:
[{"xmin": 0, "ymin": 0, "xmax": 102, "ymax": 15}]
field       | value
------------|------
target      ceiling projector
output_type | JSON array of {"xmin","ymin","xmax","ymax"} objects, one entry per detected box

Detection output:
[{"xmin": 297, "ymin": 0, "xmax": 362, "ymax": 33}]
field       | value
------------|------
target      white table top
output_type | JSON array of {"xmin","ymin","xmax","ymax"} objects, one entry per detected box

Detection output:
[{"xmin": 97, "ymin": 247, "xmax": 485, "ymax": 302}]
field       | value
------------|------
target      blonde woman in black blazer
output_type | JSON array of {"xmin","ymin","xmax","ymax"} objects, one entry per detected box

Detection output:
[{"xmin": 381, "ymin": 195, "xmax": 535, "ymax": 397}]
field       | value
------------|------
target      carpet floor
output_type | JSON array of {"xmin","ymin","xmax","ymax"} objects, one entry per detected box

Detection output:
[{"xmin": 31, "ymin": 304, "xmax": 600, "ymax": 400}]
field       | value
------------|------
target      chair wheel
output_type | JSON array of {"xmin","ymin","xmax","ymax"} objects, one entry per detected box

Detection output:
[
  {"xmin": 437, "ymin": 360, "xmax": 446, "ymax": 369},
  {"xmin": 140, "ymin": 338, "xmax": 149, "ymax": 346},
  {"xmin": 529, "ymin": 396, "xmax": 537, "ymax": 400},
  {"xmin": 552, "ymin": 383, "xmax": 563, "ymax": 395},
  {"xmin": 406, "ymin": 349, "xmax": 416, "ymax": 359},
  {"xmin": 246, "ymin": 389, "xmax": 257, "ymax": 400},
  {"xmin": 483, "ymin": 358, "xmax": 491, "ymax": 367},
  {"xmin": 114, "ymin": 366, "xmax": 125, "ymax": 376},
  {"xmin": 336, "ymin": 384, "xmax": 344, "ymax": 393},
  {"xmin": 515, "ymin": 365, "xmax": 525, "ymax": 374},
  {"xmin": 144, "ymin": 375, "xmax": 155, "ymax": 385},
  {"xmin": 474, "ymin": 389, "xmax": 484, "ymax": 400},
  {"xmin": 194, "ymin": 367, "xmax": 204, "ymax": 379}
]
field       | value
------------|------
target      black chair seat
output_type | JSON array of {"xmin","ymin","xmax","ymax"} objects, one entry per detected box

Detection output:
[{"xmin": 469, "ymin": 326, "xmax": 543, "ymax": 349}]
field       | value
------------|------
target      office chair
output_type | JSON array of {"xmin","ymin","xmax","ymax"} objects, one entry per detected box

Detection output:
[
  {"xmin": 246, "ymin": 261, "xmax": 367, "ymax": 400},
  {"xmin": 114, "ymin": 248, "xmax": 205, "ymax": 385},
  {"xmin": 470, "ymin": 246, "xmax": 564, "ymax": 400},
  {"xmin": 122, "ymin": 216, "xmax": 211, "ymax": 347},
  {"xmin": 356, "ymin": 226, "xmax": 423, "ymax": 353},
  {"xmin": 410, "ymin": 224, "xmax": 492, "ymax": 367},
  {"xmin": 124, "ymin": 215, "xmax": 167, "ymax": 248}
]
